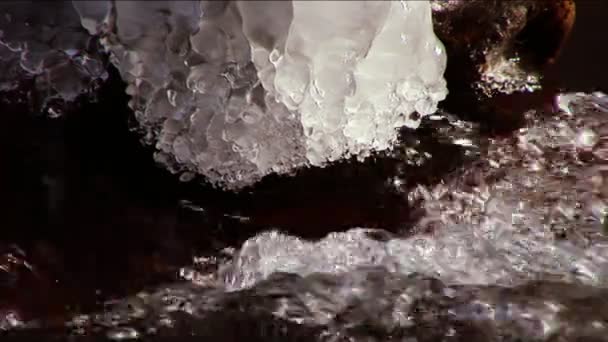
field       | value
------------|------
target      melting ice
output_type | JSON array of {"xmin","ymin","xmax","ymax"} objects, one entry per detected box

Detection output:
[{"xmin": 74, "ymin": 0, "xmax": 447, "ymax": 190}]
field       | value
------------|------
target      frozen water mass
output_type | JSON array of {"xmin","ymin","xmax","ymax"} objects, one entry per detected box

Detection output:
[{"xmin": 73, "ymin": 0, "xmax": 448, "ymax": 190}]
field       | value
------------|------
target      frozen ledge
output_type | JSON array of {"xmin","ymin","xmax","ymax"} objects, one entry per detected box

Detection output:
[{"xmin": 74, "ymin": 0, "xmax": 448, "ymax": 190}]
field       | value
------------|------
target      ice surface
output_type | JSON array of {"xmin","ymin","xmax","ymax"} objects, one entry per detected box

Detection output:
[
  {"xmin": 0, "ymin": 1, "xmax": 107, "ymax": 114},
  {"xmin": 74, "ymin": 0, "xmax": 447, "ymax": 190}
]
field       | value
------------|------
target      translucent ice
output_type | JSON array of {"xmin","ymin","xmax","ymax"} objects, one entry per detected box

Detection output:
[
  {"xmin": 0, "ymin": 1, "xmax": 107, "ymax": 114},
  {"xmin": 75, "ymin": 0, "xmax": 448, "ymax": 190}
]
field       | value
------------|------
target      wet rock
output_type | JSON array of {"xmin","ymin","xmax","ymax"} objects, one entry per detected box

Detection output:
[{"xmin": 431, "ymin": 0, "xmax": 576, "ymax": 122}]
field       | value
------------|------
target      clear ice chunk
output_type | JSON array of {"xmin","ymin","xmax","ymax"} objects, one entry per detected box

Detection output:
[{"xmin": 75, "ymin": 0, "xmax": 448, "ymax": 190}]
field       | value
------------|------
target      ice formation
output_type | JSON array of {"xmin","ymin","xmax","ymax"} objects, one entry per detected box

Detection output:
[
  {"xmin": 73, "ymin": 0, "xmax": 448, "ymax": 189},
  {"xmin": 0, "ymin": 1, "xmax": 107, "ymax": 114}
]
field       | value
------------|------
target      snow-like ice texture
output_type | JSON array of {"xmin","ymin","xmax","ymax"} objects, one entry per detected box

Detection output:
[
  {"xmin": 73, "ymin": 0, "xmax": 448, "ymax": 190},
  {"xmin": 0, "ymin": 1, "xmax": 107, "ymax": 115}
]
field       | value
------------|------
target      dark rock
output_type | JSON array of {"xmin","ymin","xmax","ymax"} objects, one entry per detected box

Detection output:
[{"xmin": 431, "ymin": 0, "xmax": 575, "ymax": 123}]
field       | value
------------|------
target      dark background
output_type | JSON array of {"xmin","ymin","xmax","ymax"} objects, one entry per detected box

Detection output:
[{"xmin": 554, "ymin": 0, "xmax": 608, "ymax": 91}]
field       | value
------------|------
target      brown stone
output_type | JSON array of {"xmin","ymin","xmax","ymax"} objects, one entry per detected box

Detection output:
[{"xmin": 431, "ymin": 0, "xmax": 576, "ymax": 123}]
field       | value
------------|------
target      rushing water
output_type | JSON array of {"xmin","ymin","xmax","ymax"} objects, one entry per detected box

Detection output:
[{"xmin": 3, "ymin": 92, "xmax": 608, "ymax": 341}]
